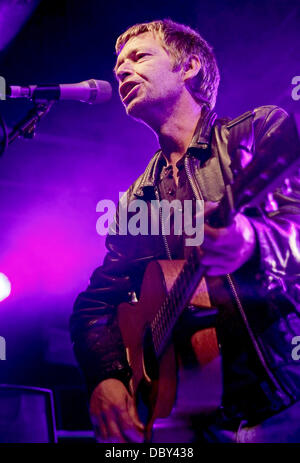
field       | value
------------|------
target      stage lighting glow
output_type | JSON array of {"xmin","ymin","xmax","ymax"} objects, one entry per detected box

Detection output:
[{"xmin": 0, "ymin": 273, "xmax": 11, "ymax": 302}]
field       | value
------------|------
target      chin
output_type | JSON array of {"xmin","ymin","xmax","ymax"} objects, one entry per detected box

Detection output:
[
  {"xmin": 125, "ymin": 97, "xmax": 148, "ymax": 120},
  {"xmin": 126, "ymin": 97, "xmax": 154, "ymax": 125}
]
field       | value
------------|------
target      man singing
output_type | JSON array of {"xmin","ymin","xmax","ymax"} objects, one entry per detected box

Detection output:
[{"xmin": 70, "ymin": 19, "xmax": 300, "ymax": 443}]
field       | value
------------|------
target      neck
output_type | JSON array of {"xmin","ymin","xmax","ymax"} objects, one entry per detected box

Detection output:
[{"xmin": 152, "ymin": 96, "xmax": 203, "ymax": 165}]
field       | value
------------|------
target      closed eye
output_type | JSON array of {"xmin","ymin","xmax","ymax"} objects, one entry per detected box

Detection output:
[
  {"xmin": 113, "ymin": 51, "xmax": 152, "ymax": 79},
  {"xmin": 136, "ymin": 53, "xmax": 150, "ymax": 60}
]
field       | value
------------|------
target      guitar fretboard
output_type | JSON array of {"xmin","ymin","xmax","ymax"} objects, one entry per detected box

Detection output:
[{"xmin": 150, "ymin": 247, "xmax": 205, "ymax": 357}]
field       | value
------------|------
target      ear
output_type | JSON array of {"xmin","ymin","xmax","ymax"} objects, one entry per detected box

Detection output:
[{"xmin": 182, "ymin": 54, "xmax": 201, "ymax": 82}]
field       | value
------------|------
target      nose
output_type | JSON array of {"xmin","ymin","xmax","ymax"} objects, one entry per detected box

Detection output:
[{"xmin": 116, "ymin": 60, "xmax": 134, "ymax": 83}]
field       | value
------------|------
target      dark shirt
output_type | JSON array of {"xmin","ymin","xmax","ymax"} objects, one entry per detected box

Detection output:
[{"xmin": 157, "ymin": 155, "xmax": 198, "ymax": 259}]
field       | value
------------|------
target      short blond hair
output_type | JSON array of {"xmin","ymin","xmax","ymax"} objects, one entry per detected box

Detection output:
[{"xmin": 115, "ymin": 19, "xmax": 220, "ymax": 109}]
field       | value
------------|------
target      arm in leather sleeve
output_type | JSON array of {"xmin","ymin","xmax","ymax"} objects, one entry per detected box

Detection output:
[
  {"xmin": 69, "ymin": 193, "xmax": 148, "ymax": 396},
  {"xmin": 246, "ymin": 107, "xmax": 300, "ymax": 301}
]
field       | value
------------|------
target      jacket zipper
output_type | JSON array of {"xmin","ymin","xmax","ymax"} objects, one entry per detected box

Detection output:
[
  {"xmin": 184, "ymin": 153, "xmax": 292, "ymax": 406},
  {"xmin": 154, "ymin": 186, "xmax": 172, "ymax": 260}
]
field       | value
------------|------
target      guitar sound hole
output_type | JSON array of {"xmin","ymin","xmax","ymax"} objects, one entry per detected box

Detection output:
[{"xmin": 143, "ymin": 326, "xmax": 159, "ymax": 381}]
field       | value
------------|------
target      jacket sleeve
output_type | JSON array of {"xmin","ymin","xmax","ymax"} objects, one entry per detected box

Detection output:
[
  {"xmin": 245, "ymin": 106, "xmax": 300, "ymax": 304},
  {"xmin": 69, "ymin": 191, "xmax": 151, "ymax": 395}
]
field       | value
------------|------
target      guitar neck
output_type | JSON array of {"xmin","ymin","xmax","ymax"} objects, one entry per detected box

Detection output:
[{"xmin": 151, "ymin": 247, "xmax": 206, "ymax": 357}]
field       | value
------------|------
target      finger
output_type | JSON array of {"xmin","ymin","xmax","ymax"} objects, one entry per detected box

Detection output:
[
  {"xmin": 202, "ymin": 232, "xmax": 231, "ymax": 252},
  {"xmin": 205, "ymin": 266, "xmax": 230, "ymax": 276},
  {"xmin": 201, "ymin": 257, "xmax": 230, "ymax": 273},
  {"xmin": 96, "ymin": 406, "xmax": 129, "ymax": 443},
  {"xmin": 127, "ymin": 397, "xmax": 145, "ymax": 430},
  {"xmin": 201, "ymin": 250, "xmax": 242, "ymax": 275},
  {"xmin": 121, "ymin": 425, "xmax": 145, "ymax": 443},
  {"xmin": 91, "ymin": 413, "xmax": 108, "ymax": 443},
  {"xmin": 204, "ymin": 201, "xmax": 220, "ymax": 219},
  {"xmin": 117, "ymin": 407, "xmax": 145, "ymax": 443},
  {"xmin": 203, "ymin": 227, "xmax": 243, "ymax": 251},
  {"xmin": 204, "ymin": 223, "xmax": 227, "ymax": 240},
  {"xmin": 201, "ymin": 239, "xmax": 234, "ymax": 253},
  {"xmin": 105, "ymin": 414, "xmax": 129, "ymax": 443}
]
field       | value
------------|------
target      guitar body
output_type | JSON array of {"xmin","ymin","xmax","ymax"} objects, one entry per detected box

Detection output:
[
  {"xmin": 118, "ymin": 260, "xmax": 177, "ymax": 440},
  {"xmin": 118, "ymin": 259, "xmax": 221, "ymax": 440}
]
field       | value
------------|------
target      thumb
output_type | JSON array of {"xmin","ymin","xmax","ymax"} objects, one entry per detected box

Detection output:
[
  {"xmin": 204, "ymin": 201, "xmax": 219, "ymax": 219},
  {"xmin": 126, "ymin": 395, "xmax": 145, "ymax": 431}
]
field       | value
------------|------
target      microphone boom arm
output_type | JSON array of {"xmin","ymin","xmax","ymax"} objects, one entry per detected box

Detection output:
[{"xmin": 0, "ymin": 100, "xmax": 54, "ymax": 156}]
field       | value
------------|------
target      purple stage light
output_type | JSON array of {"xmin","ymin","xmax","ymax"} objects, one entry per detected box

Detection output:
[{"xmin": 0, "ymin": 273, "xmax": 11, "ymax": 302}]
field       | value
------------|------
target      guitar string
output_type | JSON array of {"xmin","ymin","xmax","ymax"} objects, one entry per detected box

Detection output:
[{"xmin": 152, "ymin": 247, "xmax": 200, "ymax": 356}]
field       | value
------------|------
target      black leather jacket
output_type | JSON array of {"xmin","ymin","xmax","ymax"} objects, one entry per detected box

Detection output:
[{"xmin": 70, "ymin": 105, "xmax": 300, "ymax": 417}]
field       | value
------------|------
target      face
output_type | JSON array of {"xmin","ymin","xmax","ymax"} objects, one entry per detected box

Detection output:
[{"xmin": 114, "ymin": 32, "xmax": 185, "ymax": 124}]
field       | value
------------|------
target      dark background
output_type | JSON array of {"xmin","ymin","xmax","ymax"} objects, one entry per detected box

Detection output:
[{"xmin": 0, "ymin": 0, "xmax": 299, "ymax": 433}]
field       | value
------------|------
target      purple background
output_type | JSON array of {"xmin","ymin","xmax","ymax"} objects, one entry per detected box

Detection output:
[{"xmin": 0, "ymin": 0, "xmax": 299, "ymax": 431}]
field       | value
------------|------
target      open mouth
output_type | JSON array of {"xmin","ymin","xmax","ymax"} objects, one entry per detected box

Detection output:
[{"xmin": 120, "ymin": 81, "xmax": 140, "ymax": 102}]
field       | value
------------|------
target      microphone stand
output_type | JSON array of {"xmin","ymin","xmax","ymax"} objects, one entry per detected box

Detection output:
[{"xmin": 0, "ymin": 100, "xmax": 54, "ymax": 157}]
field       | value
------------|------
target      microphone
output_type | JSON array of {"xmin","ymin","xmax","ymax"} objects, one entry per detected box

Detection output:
[{"xmin": 6, "ymin": 79, "xmax": 112, "ymax": 104}]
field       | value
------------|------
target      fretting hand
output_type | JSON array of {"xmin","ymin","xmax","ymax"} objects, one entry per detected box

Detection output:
[{"xmin": 201, "ymin": 211, "xmax": 256, "ymax": 276}]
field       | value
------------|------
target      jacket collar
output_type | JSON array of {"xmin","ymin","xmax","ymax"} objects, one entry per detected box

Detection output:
[
  {"xmin": 189, "ymin": 107, "xmax": 217, "ymax": 149},
  {"xmin": 135, "ymin": 107, "xmax": 217, "ymax": 197}
]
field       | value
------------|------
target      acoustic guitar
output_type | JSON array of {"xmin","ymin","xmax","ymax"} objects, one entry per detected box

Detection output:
[{"xmin": 118, "ymin": 115, "xmax": 300, "ymax": 440}]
